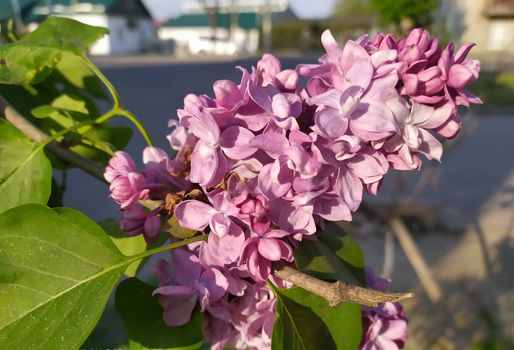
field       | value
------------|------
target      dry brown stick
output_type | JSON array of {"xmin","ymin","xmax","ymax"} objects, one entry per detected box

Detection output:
[
  {"xmin": 388, "ymin": 217, "xmax": 442, "ymax": 303},
  {"xmin": 0, "ymin": 95, "xmax": 106, "ymax": 182},
  {"xmin": 273, "ymin": 264, "xmax": 413, "ymax": 308}
]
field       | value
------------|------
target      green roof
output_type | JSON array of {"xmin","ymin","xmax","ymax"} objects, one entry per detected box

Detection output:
[
  {"xmin": 0, "ymin": 0, "xmax": 37, "ymax": 21},
  {"xmin": 23, "ymin": 0, "xmax": 151, "ymax": 23},
  {"xmin": 165, "ymin": 12, "xmax": 260, "ymax": 30}
]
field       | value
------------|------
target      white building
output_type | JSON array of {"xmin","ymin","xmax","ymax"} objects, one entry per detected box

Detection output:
[
  {"xmin": 24, "ymin": 0, "xmax": 157, "ymax": 55},
  {"xmin": 158, "ymin": 0, "xmax": 295, "ymax": 55}
]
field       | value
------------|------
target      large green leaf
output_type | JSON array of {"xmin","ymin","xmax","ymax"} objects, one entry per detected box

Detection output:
[
  {"xmin": 0, "ymin": 17, "xmax": 108, "ymax": 85},
  {"xmin": 0, "ymin": 204, "xmax": 129, "ymax": 349},
  {"xmin": 279, "ymin": 288, "xmax": 362, "ymax": 350},
  {"xmin": 0, "ymin": 119, "xmax": 51, "ymax": 214},
  {"xmin": 295, "ymin": 222, "xmax": 365, "ymax": 285},
  {"xmin": 272, "ymin": 287, "xmax": 336, "ymax": 350},
  {"xmin": 115, "ymin": 277, "xmax": 204, "ymax": 350},
  {"xmin": 290, "ymin": 222, "xmax": 366, "ymax": 349},
  {"xmin": 99, "ymin": 218, "xmax": 147, "ymax": 277}
]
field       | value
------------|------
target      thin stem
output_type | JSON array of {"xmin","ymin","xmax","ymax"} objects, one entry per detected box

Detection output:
[
  {"xmin": 35, "ymin": 119, "xmax": 97, "ymax": 151},
  {"xmin": 80, "ymin": 55, "xmax": 154, "ymax": 147},
  {"xmin": 80, "ymin": 54, "xmax": 120, "ymax": 110},
  {"xmin": 118, "ymin": 108, "xmax": 154, "ymax": 146},
  {"xmin": 127, "ymin": 234, "xmax": 208, "ymax": 263}
]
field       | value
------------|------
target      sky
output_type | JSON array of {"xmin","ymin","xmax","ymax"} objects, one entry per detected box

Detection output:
[{"xmin": 141, "ymin": 0, "xmax": 337, "ymax": 21}]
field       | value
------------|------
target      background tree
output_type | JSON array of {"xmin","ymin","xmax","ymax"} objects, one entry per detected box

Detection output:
[{"xmin": 370, "ymin": 0, "xmax": 439, "ymax": 31}]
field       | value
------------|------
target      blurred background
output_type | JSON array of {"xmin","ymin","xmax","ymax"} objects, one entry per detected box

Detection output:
[{"xmin": 1, "ymin": 0, "xmax": 513, "ymax": 349}]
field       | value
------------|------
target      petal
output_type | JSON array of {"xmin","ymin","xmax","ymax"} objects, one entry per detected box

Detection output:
[
  {"xmin": 350, "ymin": 102, "xmax": 397, "ymax": 141},
  {"xmin": 157, "ymin": 291, "xmax": 198, "ymax": 326},
  {"xmin": 200, "ymin": 267, "xmax": 229, "ymax": 302},
  {"xmin": 340, "ymin": 59, "xmax": 373, "ymax": 91},
  {"xmin": 207, "ymin": 224, "xmax": 245, "ymax": 265},
  {"xmin": 258, "ymin": 161, "xmax": 293, "ymax": 200},
  {"xmin": 447, "ymin": 64, "xmax": 475, "ymax": 89},
  {"xmin": 219, "ymin": 126, "xmax": 257, "ymax": 160},
  {"xmin": 213, "ymin": 79, "xmax": 242, "ymax": 108},
  {"xmin": 174, "ymin": 200, "xmax": 216, "ymax": 231},
  {"xmin": 142, "ymin": 147, "xmax": 168, "ymax": 165},
  {"xmin": 258, "ymin": 238, "xmax": 293, "ymax": 262},
  {"xmin": 250, "ymin": 132, "xmax": 290, "ymax": 158},
  {"xmin": 314, "ymin": 107, "xmax": 348, "ymax": 139},
  {"xmin": 314, "ymin": 194, "xmax": 352, "ymax": 221},
  {"xmin": 172, "ymin": 249, "xmax": 202, "ymax": 286},
  {"xmin": 418, "ymin": 128, "xmax": 443, "ymax": 162},
  {"xmin": 335, "ymin": 167, "xmax": 363, "ymax": 212}
]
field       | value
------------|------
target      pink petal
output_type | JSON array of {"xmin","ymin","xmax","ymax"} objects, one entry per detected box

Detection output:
[
  {"xmin": 350, "ymin": 102, "xmax": 397, "ymax": 141},
  {"xmin": 250, "ymin": 132, "xmax": 290, "ymax": 158},
  {"xmin": 336, "ymin": 168, "xmax": 363, "ymax": 212},
  {"xmin": 213, "ymin": 80, "xmax": 242, "ymax": 108},
  {"xmin": 447, "ymin": 64, "xmax": 475, "ymax": 89},
  {"xmin": 200, "ymin": 267, "xmax": 229, "ymax": 302},
  {"xmin": 219, "ymin": 126, "xmax": 257, "ymax": 160},
  {"xmin": 314, "ymin": 194, "xmax": 352, "ymax": 221},
  {"xmin": 157, "ymin": 291, "xmax": 198, "ymax": 326},
  {"xmin": 315, "ymin": 107, "xmax": 348, "ymax": 139},
  {"xmin": 258, "ymin": 238, "xmax": 293, "ymax": 262},
  {"xmin": 174, "ymin": 199, "xmax": 216, "ymax": 231},
  {"xmin": 418, "ymin": 128, "xmax": 443, "ymax": 162}
]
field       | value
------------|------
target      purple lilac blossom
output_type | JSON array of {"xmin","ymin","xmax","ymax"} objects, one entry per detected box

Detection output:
[{"xmin": 104, "ymin": 28, "xmax": 480, "ymax": 349}]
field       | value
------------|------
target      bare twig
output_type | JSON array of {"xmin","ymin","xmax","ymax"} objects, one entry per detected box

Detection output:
[
  {"xmin": 0, "ymin": 95, "xmax": 106, "ymax": 182},
  {"xmin": 272, "ymin": 264, "xmax": 413, "ymax": 308}
]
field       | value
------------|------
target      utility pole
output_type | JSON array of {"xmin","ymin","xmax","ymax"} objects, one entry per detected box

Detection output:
[
  {"xmin": 262, "ymin": 0, "xmax": 272, "ymax": 52},
  {"xmin": 10, "ymin": 0, "xmax": 23, "ymax": 29}
]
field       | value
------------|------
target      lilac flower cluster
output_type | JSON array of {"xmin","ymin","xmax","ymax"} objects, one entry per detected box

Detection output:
[{"xmin": 105, "ymin": 28, "xmax": 480, "ymax": 349}]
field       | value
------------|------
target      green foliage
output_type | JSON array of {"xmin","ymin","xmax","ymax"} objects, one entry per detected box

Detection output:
[
  {"xmin": 0, "ymin": 17, "xmax": 108, "ymax": 85},
  {"xmin": 280, "ymin": 288, "xmax": 362, "ymax": 350},
  {"xmin": 0, "ymin": 52, "xmax": 132, "ymax": 166},
  {"xmin": 0, "ymin": 119, "xmax": 51, "ymax": 214},
  {"xmin": 468, "ymin": 71, "xmax": 514, "ymax": 107},
  {"xmin": 0, "ymin": 204, "xmax": 127, "ymax": 350},
  {"xmin": 99, "ymin": 218, "xmax": 148, "ymax": 277},
  {"xmin": 295, "ymin": 222, "xmax": 365, "ymax": 286},
  {"xmin": 285, "ymin": 222, "xmax": 365, "ymax": 349},
  {"xmin": 370, "ymin": 0, "xmax": 439, "ymax": 28},
  {"xmin": 271, "ymin": 286, "xmax": 336, "ymax": 350},
  {"xmin": 332, "ymin": 0, "xmax": 374, "ymax": 18},
  {"xmin": 115, "ymin": 278, "xmax": 204, "ymax": 350}
]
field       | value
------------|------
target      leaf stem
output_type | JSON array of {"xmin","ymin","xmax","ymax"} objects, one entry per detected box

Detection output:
[
  {"xmin": 80, "ymin": 55, "xmax": 154, "ymax": 147},
  {"xmin": 117, "ymin": 108, "xmax": 154, "ymax": 146},
  {"xmin": 127, "ymin": 234, "xmax": 208, "ymax": 264},
  {"xmin": 80, "ymin": 54, "xmax": 120, "ymax": 110}
]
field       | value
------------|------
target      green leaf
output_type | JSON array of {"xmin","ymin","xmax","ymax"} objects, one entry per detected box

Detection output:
[
  {"xmin": 0, "ymin": 204, "xmax": 128, "ymax": 349},
  {"xmin": 279, "ymin": 288, "xmax": 362, "ymax": 350},
  {"xmin": 19, "ymin": 17, "xmax": 109, "ymax": 54},
  {"xmin": 55, "ymin": 52, "xmax": 107, "ymax": 100},
  {"xmin": 99, "ymin": 218, "xmax": 147, "ymax": 277},
  {"xmin": 295, "ymin": 222, "xmax": 365, "ymax": 285},
  {"xmin": 166, "ymin": 216, "xmax": 197, "ymax": 239},
  {"xmin": 289, "ymin": 222, "xmax": 365, "ymax": 349},
  {"xmin": 115, "ymin": 277, "xmax": 204, "ymax": 350},
  {"xmin": 271, "ymin": 286, "xmax": 336, "ymax": 350},
  {"xmin": 51, "ymin": 93, "xmax": 89, "ymax": 114},
  {"xmin": 30, "ymin": 105, "xmax": 58, "ymax": 119},
  {"xmin": 0, "ymin": 17, "xmax": 108, "ymax": 85},
  {"xmin": 0, "ymin": 120, "xmax": 51, "ymax": 214}
]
